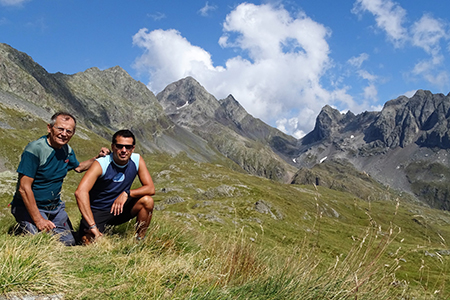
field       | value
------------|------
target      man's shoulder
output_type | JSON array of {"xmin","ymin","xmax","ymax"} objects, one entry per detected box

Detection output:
[
  {"xmin": 23, "ymin": 136, "xmax": 50, "ymax": 155},
  {"xmin": 96, "ymin": 154, "xmax": 113, "ymax": 173},
  {"xmin": 130, "ymin": 153, "xmax": 140, "ymax": 168},
  {"xmin": 25, "ymin": 135, "xmax": 46, "ymax": 148}
]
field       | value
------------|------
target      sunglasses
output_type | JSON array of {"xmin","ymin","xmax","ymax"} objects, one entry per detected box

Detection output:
[{"xmin": 114, "ymin": 144, "xmax": 134, "ymax": 150}]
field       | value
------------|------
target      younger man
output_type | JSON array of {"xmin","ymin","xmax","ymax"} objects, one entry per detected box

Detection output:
[{"xmin": 75, "ymin": 129, "xmax": 155, "ymax": 243}]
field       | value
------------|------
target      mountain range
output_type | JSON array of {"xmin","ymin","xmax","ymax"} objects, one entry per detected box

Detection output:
[{"xmin": 1, "ymin": 42, "xmax": 449, "ymax": 210}]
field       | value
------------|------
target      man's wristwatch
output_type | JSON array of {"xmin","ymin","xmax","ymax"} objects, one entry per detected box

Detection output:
[{"xmin": 124, "ymin": 189, "xmax": 130, "ymax": 197}]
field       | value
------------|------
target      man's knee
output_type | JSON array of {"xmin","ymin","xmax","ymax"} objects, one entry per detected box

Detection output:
[
  {"xmin": 139, "ymin": 195, "xmax": 154, "ymax": 212},
  {"xmin": 141, "ymin": 196, "xmax": 155, "ymax": 213}
]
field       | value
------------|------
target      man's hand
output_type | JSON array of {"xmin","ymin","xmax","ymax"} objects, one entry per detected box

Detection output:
[
  {"xmin": 35, "ymin": 218, "xmax": 56, "ymax": 232},
  {"xmin": 88, "ymin": 226, "xmax": 103, "ymax": 239},
  {"xmin": 82, "ymin": 227, "xmax": 103, "ymax": 245},
  {"xmin": 97, "ymin": 147, "xmax": 110, "ymax": 158},
  {"xmin": 111, "ymin": 191, "xmax": 128, "ymax": 216}
]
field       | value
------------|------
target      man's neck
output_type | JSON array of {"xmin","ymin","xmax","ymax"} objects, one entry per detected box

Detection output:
[
  {"xmin": 112, "ymin": 156, "xmax": 129, "ymax": 167},
  {"xmin": 47, "ymin": 135, "xmax": 63, "ymax": 149}
]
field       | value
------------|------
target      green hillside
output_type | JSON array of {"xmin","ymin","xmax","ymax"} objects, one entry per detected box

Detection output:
[{"xmin": 1, "ymin": 119, "xmax": 450, "ymax": 299}]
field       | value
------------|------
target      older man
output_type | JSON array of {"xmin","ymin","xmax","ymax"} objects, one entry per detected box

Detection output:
[
  {"xmin": 75, "ymin": 129, "xmax": 154, "ymax": 244},
  {"xmin": 11, "ymin": 112, "xmax": 109, "ymax": 246}
]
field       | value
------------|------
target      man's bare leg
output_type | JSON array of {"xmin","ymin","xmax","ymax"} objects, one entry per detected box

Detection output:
[{"xmin": 132, "ymin": 196, "xmax": 154, "ymax": 239}]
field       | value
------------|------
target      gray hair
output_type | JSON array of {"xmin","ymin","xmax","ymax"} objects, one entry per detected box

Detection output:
[{"xmin": 49, "ymin": 112, "xmax": 77, "ymax": 130}]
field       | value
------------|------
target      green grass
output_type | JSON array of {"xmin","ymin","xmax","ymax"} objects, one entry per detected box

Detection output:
[{"xmin": 1, "ymin": 146, "xmax": 450, "ymax": 298}]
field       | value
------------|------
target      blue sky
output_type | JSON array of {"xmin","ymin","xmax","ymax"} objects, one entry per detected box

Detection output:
[{"xmin": 1, "ymin": 0, "xmax": 450, "ymax": 138}]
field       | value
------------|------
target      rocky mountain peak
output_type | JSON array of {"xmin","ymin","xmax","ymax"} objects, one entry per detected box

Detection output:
[
  {"xmin": 219, "ymin": 94, "xmax": 248, "ymax": 124},
  {"xmin": 157, "ymin": 76, "xmax": 220, "ymax": 127},
  {"xmin": 301, "ymin": 105, "xmax": 356, "ymax": 144}
]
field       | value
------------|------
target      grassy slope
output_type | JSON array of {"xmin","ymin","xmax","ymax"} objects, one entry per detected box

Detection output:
[{"xmin": 0, "ymin": 109, "xmax": 450, "ymax": 298}]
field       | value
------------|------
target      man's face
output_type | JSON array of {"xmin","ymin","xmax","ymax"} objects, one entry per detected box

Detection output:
[
  {"xmin": 47, "ymin": 116, "xmax": 75, "ymax": 149},
  {"xmin": 112, "ymin": 136, "xmax": 135, "ymax": 165}
]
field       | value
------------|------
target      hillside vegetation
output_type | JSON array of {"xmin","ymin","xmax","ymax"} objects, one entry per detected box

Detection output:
[{"xmin": 1, "ymin": 132, "xmax": 450, "ymax": 299}]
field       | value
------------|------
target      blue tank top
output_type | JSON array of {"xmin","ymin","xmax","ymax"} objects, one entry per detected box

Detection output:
[{"xmin": 89, "ymin": 153, "xmax": 140, "ymax": 210}]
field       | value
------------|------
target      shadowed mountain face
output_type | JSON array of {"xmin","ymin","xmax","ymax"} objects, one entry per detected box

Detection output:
[
  {"xmin": 156, "ymin": 77, "xmax": 298, "ymax": 182},
  {"xmin": 2, "ymin": 42, "xmax": 450, "ymax": 209},
  {"xmin": 0, "ymin": 43, "xmax": 226, "ymax": 162}
]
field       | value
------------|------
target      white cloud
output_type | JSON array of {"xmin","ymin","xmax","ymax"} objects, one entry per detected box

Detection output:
[
  {"xmin": 357, "ymin": 69, "xmax": 377, "ymax": 82},
  {"xmin": 411, "ymin": 14, "xmax": 448, "ymax": 55},
  {"xmin": 409, "ymin": 14, "xmax": 449, "ymax": 87},
  {"xmin": 347, "ymin": 54, "xmax": 379, "ymax": 103},
  {"xmin": 132, "ymin": 28, "xmax": 221, "ymax": 92},
  {"xmin": 348, "ymin": 53, "xmax": 369, "ymax": 68},
  {"xmin": 199, "ymin": 2, "xmax": 217, "ymax": 17},
  {"xmin": 147, "ymin": 12, "xmax": 166, "ymax": 21},
  {"xmin": 133, "ymin": 3, "xmax": 358, "ymax": 137},
  {"xmin": 0, "ymin": 0, "xmax": 29, "ymax": 6},
  {"xmin": 363, "ymin": 83, "xmax": 378, "ymax": 101},
  {"xmin": 403, "ymin": 90, "xmax": 417, "ymax": 98},
  {"xmin": 276, "ymin": 118, "xmax": 306, "ymax": 139},
  {"xmin": 353, "ymin": 1, "xmax": 450, "ymax": 90},
  {"xmin": 352, "ymin": 0, "xmax": 407, "ymax": 47}
]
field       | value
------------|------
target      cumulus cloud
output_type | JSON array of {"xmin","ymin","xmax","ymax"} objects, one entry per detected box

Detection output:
[
  {"xmin": 133, "ymin": 3, "xmax": 357, "ymax": 137},
  {"xmin": 133, "ymin": 28, "xmax": 221, "ymax": 92},
  {"xmin": 199, "ymin": 2, "xmax": 217, "ymax": 17}
]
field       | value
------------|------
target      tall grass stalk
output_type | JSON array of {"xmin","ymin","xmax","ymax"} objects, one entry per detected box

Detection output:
[{"xmin": 0, "ymin": 233, "xmax": 68, "ymax": 297}]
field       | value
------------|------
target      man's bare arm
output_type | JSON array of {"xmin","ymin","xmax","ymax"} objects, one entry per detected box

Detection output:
[
  {"xmin": 18, "ymin": 174, "xmax": 55, "ymax": 232},
  {"xmin": 74, "ymin": 161, "xmax": 103, "ymax": 238},
  {"xmin": 74, "ymin": 147, "xmax": 110, "ymax": 173},
  {"xmin": 132, "ymin": 156, "xmax": 155, "ymax": 197}
]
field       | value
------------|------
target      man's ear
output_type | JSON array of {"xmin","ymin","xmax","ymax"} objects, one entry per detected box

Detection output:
[{"xmin": 47, "ymin": 124, "xmax": 52, "ymax": 133}]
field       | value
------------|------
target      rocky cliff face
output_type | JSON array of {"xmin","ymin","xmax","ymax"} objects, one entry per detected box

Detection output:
[
  {"xmin": 365, "ymin": 90, "xmax": 450, "ymax": 148},
  {"xmin": 295, "ymin": 90, "xmax": 450, "ymax": 209}
]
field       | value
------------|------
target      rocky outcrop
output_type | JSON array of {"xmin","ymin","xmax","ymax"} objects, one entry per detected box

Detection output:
[
  {"xmin": 291, "ymin": 159, "xmax": 398, "ymax": 201},
  {"xmin": 365, "ymin": 90, "xmax": 450, "ymax": 149},
  {"xmin": 301, "ymin": 105, "xmax": 377, "ymax": 146}
]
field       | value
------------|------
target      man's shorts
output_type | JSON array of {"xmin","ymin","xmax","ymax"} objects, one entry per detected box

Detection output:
[
  {"xmin": 11, "ymin": 202, "xmax": 76, "ymax": 246},
  {"xmin": 78, "ymin": 197, "xmax": 138, "ymax": 235}
]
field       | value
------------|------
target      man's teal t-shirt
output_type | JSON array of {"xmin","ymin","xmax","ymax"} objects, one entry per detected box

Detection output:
[{"xmin": 12, "ymin": 135, "xmax": 80, "ymax": 210}]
